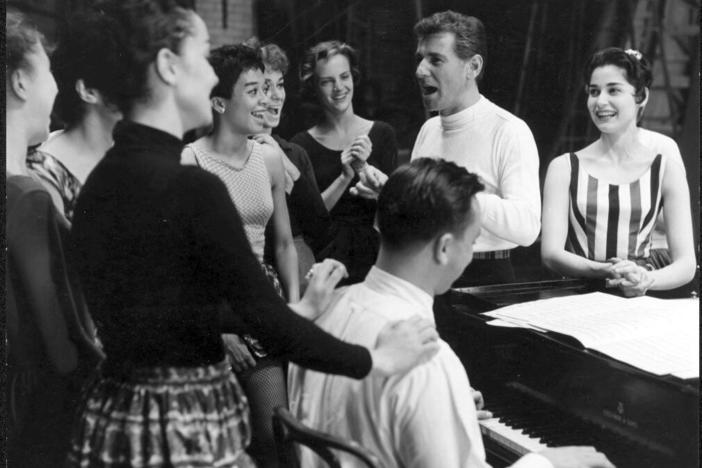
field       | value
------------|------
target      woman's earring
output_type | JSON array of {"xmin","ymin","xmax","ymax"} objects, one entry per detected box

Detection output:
[{"xmin": 212, "ymin": 99, "xmax": 226, "ymax": 114}]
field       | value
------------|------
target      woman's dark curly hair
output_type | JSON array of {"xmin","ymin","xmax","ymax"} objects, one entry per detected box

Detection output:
[
  {"xmin": 260, "ymin": 43, "xmax": 289, "ymax": 75},
  {"xmin": 6, "ymin": 8, "xmax": 47, "ymax": 76},
  {"xmin": 209, "ymin": 43, "xmax": 264, "ymax": 99},
  {"xmin": 299, "ymin": 40, "xmax": 360, "ymax": 103},
  {"xmin": 51, "ymin": 10, "xmax": 123, "ymax": 128},
  {"xmin": 94, "ymin": 0, "xmax": 195, "ymax": 114},
  {"xmin": 583, "ymin": 47, "xmax": 652, "ymax": 104}
]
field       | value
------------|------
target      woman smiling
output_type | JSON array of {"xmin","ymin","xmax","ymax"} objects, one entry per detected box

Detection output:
[
  {"xmin": 541, "ymin": 47, "xmax": 695, "ymax": 296},
  {"xmin": 291, "ymin": 41, "xmax": 398, "ymax": 284}
]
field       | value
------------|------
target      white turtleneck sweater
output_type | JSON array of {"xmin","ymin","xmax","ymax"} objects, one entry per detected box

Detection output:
[{"xmin": 411, "ymin": 95, "xmax": 541, "ymax": 253}]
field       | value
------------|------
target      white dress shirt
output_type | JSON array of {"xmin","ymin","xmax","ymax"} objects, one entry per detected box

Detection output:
[
  {"xmin": 411, "ymin": 95, "xmax": 541, "ymax": 252},
  {"xmin": 288, "ymin": 267, "xmax": 552, "ymax": 468}
]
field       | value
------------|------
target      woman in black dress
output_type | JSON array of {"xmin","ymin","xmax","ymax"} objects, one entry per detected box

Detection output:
[
  {"xmin": 291, "ymin": 41, "xmax": 398, "ymax": 284},
  {"xmin": 65, "ymin": 1, "xmax": 438, "ymax": 467}
]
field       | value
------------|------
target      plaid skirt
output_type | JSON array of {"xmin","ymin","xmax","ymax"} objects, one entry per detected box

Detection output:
[{"xmin": 67, "ymin": 360, "xmax": 256, "ymax": 468}]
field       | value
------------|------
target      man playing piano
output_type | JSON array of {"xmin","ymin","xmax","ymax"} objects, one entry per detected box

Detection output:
[{"xmin": 289, "ymin": 158, "xmax": 614, "ymax": 468}]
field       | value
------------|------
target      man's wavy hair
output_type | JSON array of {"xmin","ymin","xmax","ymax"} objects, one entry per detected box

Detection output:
[{"xmin": 414, "ymin": 10, "xmax": 488, "ymax": 82}]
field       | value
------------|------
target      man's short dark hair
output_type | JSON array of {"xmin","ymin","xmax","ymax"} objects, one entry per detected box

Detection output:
[
  {"xmin": 377, "ymin": 158, "xmax": 484, "ymax": 249},
  {"xmin": 414, "ymin": 10, "xmax": 487, "ymax": 80}
]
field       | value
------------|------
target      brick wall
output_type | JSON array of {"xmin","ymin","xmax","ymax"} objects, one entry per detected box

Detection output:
[{"xmin": 196, "ymin": 0, "xmax": 256, "ymax": 47}]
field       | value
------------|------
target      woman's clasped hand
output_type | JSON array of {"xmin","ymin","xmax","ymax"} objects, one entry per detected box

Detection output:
[{"xmin": 604, "ymin": 258, "xmax": 655, "ymax": 297}]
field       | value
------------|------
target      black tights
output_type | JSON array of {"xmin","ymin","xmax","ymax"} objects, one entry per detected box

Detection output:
[{"xmin": 238, "ymin": 357, "xmax": 287, "ymax": 468}]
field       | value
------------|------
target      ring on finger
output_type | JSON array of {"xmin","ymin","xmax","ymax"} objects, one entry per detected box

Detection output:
[{"xmin": 305, "ymin": 266, "xmax": 317, "ymax": 280}]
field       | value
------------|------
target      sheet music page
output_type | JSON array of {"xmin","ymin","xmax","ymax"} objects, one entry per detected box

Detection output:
[{"xmin": 485, "ymin": 293, "xmax": 699, "ymax": 377}]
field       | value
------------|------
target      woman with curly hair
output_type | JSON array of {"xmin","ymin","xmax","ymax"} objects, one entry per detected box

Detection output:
[{"xmin": 291, "ymin": 40, "xmax": 398, "ymax": 284}]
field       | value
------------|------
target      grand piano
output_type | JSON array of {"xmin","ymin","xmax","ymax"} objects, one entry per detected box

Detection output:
[{"xmin": 437, "ymin": 279, "xmax": 699, "ymax": 468}]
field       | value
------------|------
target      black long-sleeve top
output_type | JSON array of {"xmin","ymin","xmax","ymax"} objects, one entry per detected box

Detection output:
[
  {"xmin": 275, "ymin": 135, "xmax": 333, "ymax": 249},
  {"xmin": 71, "ymin": 121, "xmax": 371, "ymax": 377}
]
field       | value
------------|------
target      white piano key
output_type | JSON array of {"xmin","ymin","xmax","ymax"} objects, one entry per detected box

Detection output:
[{"xmin": 479, "ymin": 417, "xmax": 550, "ymax": 456}]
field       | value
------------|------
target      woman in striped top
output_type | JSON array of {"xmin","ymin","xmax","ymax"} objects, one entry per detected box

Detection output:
[{"xmin": 541, "ymin": 47, "xmax": 695, "ymax": 297}]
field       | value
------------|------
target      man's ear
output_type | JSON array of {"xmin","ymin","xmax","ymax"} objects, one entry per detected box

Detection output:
[
  {"xmin": 9, "ymin": 68, "xmax": 30, "ymax": 101},
  {"xmin": 75, "ymin": 79, "xmax": 100, "ymax": 104},
  {"xmin": 432, "ymin": 232, "xmax": 453, "ymax": 266},
  {"xmin": 465, "ymin": 54, "xmax": 484, "ymax": 81},
  {"xmin": 154, "ymin": 48, "xmax": 178, "ymax": 86}
]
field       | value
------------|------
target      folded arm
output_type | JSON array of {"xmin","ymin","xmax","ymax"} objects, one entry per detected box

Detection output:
[{"xmin": 477, "ymin": 121, "xmax": 541, "ymax": 246}]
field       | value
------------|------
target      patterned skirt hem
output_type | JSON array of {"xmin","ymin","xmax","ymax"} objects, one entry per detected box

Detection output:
[{"xmin": 67, "ymin": 360, "xmax": 256, "ymax": 468}]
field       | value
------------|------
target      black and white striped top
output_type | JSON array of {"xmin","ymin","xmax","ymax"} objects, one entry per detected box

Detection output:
[{"xmin": 566, "ymin": 153, "xmax": 664, "ymax": 262}]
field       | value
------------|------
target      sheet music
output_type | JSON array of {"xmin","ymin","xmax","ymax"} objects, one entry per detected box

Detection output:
[{"xmin": 485, "ymin": 292, "xmax": 699, "ymax": 377}]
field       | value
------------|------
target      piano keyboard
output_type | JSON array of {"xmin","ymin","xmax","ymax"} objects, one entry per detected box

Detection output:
[
  {"xmin": 477, "ymin": 387, "xmax": 677, "ymax": 468},
  {"xmin": 479, "ymin": 417, "xmax": 549, "ymax": 455}
]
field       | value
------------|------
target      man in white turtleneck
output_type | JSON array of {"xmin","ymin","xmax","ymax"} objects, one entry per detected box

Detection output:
[{"xmin": 411, "ymin": 10, "xmax": 541, "ymax": 286}]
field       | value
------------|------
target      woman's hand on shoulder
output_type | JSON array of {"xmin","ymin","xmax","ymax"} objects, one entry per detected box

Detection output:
[
  {"xmin": 258, "ymin": 139, "xmax": 287, "ymax": 181},
  {"xmin": 370, "ymin": 316, "xmax": 440, "ymax": 378},
  {"xmin": 251, "ymin": 133, "xmax": 282, "ymax": 153}
]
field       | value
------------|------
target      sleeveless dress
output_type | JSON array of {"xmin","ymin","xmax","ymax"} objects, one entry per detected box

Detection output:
[
  {"xmin": 186, "ymin": 139, "xmax": 289, "ymax": 467},
  {"xmin": 187, "ymin": 140, "xmax": 282, "ymax": 358},
  {"xmin": 567, "ymin": 153, "xmax": 665, "ymax": 264}
]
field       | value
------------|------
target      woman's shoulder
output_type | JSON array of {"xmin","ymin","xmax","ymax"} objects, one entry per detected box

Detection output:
[
  {"xmin": 276, "ymin": 136, "xmax": 312, "ymax": 167},
  {"xmin": 7, "ymin": 176, "xmax": 56, "ymax": 220},
  {"xmin": 638, "ymin": 128, "xmax": 684, "ymax": 170},
  {"xmin": 291, "ymin": 127, "xmax": 339, "ymax": 155},
  {"xmin": 638, "ymin": 128, "xmax": 680, "ymax": 153},
  {"xmin": 368, "ymin": 120, "xmax": 394, "ymax": 134},
  {"xmin": 27, "ymin": 148, "xmax": 78, "ymax": 184},
  {"xmin": 547, "ymin": 152, "xmax": 574, "ymax": 173},
  {"xmin": 182, "ymin": 137, "xmax": 214, "ymax": 167},
  {"xmin": 291, "ymin": 127, "xmax": 316, "ymax": 143},
  {"xmin": 8, "ymin": 175, "xmax": 52, "ymax": 197}
]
